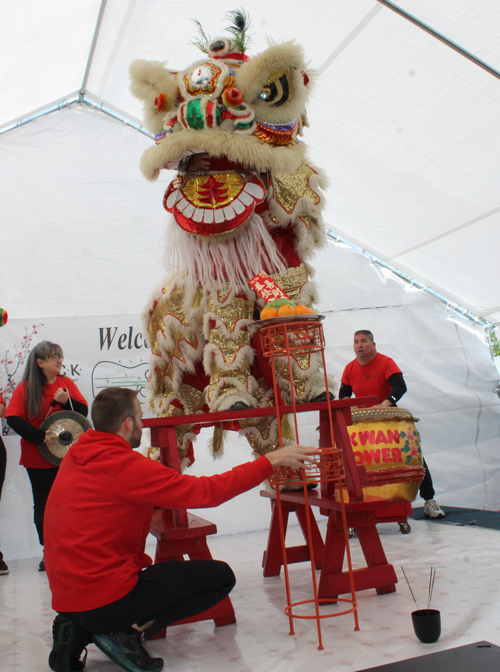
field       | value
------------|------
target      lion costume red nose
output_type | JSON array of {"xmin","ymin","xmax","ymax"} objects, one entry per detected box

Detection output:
[{"xmin": 222, "ymin": 87, "xmax": 244, "ymax": 108}]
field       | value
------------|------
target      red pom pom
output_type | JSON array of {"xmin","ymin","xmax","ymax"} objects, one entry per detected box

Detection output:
[
  {"xmin": 222, "ymin": 87, "xmax": 244, "ymax": 108},
  {"xmin": 154, "ymin": 93, "xmax": 171, "ymax": 113}
]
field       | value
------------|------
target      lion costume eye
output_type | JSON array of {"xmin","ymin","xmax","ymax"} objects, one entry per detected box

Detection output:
[{"xmin": 259, "ymin": 68, "xmax": 291, "ymax": 107}]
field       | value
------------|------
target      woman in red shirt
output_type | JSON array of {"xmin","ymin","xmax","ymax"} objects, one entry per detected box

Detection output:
[{"xmin": 5, "ymin": 341, "xmax": 88, "ymax": 570}]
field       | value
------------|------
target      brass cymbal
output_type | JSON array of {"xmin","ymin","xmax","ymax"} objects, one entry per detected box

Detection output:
[{"xmin": 38, "ymin": 411, "xmax": 92, "ymax": 466}]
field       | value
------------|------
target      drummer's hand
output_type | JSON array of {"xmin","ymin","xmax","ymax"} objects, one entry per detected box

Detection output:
[
  {"xmin": 53, "ymin": 388, "xmax": 69, "ymax": 406},
  {"xmin": 371, "ymin": 400, "xmax": 392, "ymax": 409},
  {"xmin": 43, "ymin": 431, "xmax": 55, "ymax": 445},
  {"xmin": 266, "ymin": 444, "xmax": 320, "ymax": 470},
  {"xmin": 187, "ymin": 153, "xmax": 210, "ymax": 172}
]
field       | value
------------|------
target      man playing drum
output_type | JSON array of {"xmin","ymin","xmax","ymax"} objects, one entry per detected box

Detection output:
[{"xmin": 339, "ymin": 330, "xmax": 445, "ymax": 519}]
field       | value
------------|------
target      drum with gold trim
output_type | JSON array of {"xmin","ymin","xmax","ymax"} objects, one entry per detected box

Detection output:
[{"xmin": 349, "ymin": 407, "xmax": 425, "ymax": 502}]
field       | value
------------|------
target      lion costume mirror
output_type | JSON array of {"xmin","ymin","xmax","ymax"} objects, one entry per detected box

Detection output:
[{"xmin": 130, "ymin": 11, "xmax": 332, "ymax": 467}]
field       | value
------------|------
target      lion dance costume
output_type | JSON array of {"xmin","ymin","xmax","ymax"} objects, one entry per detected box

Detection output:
[{"xmin": 130, "ymin": 13, "xmax": 331, "ymax": 466}]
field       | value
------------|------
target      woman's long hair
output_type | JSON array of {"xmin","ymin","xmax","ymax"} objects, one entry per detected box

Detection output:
[{"xmin": 22, "ymin": 341, "xmax": 64, "ymax": 421}]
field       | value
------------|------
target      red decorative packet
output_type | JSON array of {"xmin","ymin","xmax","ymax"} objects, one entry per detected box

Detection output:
[{"xmin": 248, "ymin": 272, "xmax": 290, "ymax": 302}]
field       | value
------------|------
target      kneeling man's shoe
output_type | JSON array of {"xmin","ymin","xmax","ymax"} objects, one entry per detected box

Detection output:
[
  {"xmin": 93, "ymin": 630, "xmax": 164, "ymax": 672},
  {"xmin": 49, "ymin": 614, "xmax": 89, "ymax": 672}
]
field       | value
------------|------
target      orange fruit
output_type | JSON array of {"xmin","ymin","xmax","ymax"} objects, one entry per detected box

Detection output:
[
  {"xmin": 260, "ymin": 306, "xmax": 278, "ymax": 319},
  {"xmin": 308, "ymin": 307, "xmax": 316, "ymax": 314},
  {"xmin": 294, "ymin": 304, "xmax": 310, "ymax": 315},
  {"xmin": 278, "ymin": 304, "xmax": 295, "ymax": 317}
]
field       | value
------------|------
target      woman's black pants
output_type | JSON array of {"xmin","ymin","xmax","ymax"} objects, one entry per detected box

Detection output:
[
  {"xmin": 0, "ymin": 436, "xmax": 6, "ymax": 563},
  {"xmin": 26, "ymin": 467, "xmax": 59, "ymax": 546}
]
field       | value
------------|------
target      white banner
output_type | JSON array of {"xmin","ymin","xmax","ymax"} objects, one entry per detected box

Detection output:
[{"xmin": 1, "ymin": 315, "xmax": 151, "ymax": 434}]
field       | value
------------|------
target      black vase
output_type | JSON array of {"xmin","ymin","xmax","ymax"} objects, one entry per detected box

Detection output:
[{"xmin": 411, "ymin": 609, "xmax": 441, "ymax": 643}]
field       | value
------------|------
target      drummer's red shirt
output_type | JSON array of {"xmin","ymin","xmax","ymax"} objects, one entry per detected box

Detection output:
[
  {"xmin": 5, "ymin": 376, "xmax": 87, "ymax": 468},
  {"xmin": 341, "ymin": 353, "xmax": 401, "ymax": 407}
]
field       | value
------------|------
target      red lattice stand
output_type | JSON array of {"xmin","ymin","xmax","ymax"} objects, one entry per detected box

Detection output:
[
  {"xmin": 255, "ymin": 317, "xmax": 399, "ymax": 650},
  {"xmin": 258, "ymin": 317, "xmax": 363, "ymax": 650}
]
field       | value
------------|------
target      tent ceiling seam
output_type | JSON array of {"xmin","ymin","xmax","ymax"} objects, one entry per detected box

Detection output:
[
  {"xmin": 392, "ymin": 204, "xmax": 500, "ymax": 258},
  {"xmin": 376, "ymin": 0, "xmax": 500, "ymax": 82},
  {"xmin": 97, "ymin": 0, "xmax": 139, "ymax": 98},
  {"xmin": 326, "ymin": 230, "xmax": 494, "ymax": 329},
  {"xmin": 317, "ymin": 4, "xmax": 383, "ymax": 75},
  {"xmin": 325, "ymin": 226, "xmax": 468, "ymax": 311},
  {"xmin": 453, "ymin": 321, "xmax": 488, "ymax": 509}
]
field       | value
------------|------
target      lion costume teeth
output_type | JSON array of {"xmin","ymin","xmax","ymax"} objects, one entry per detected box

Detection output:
[{"xmin": 131, "ymin": 14, "xmax": 331, "ymax": 464}]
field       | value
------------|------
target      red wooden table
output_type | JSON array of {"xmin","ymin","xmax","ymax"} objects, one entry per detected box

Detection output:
[{"xmin": 143, "ymin": 396, "xmax": 400, "ymax": 632}]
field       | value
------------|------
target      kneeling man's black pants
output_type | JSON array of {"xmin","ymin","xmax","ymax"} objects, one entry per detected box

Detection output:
[{"xmin": 64, "ymin": 559, "xmax": 235, "ymax": 638}]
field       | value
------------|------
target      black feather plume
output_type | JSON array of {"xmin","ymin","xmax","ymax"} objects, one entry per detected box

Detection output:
[
  {"xmin": 225, "ymin": 9, "xmax": 252, "ymax": 52},
  {"xmin": 190, "ymin": 19, "xmax": 209, "ymax": 53}
]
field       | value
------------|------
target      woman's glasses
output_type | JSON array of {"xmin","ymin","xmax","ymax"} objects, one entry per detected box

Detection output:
[{"xmin": 48, "ymin": 354, "xmax": 64, "ymax": 361}]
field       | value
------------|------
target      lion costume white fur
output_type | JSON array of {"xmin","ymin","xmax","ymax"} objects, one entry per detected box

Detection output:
[{"xmin": 130, "ymin": 14, "xmax": 330, "ymax": 465}]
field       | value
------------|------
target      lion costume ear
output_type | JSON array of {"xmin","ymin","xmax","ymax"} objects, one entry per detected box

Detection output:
[
  {"xmin": 234, "ymin": 40, "xmax": 313, "ymax": 126},
  {"xmin": 129, "ymin": 60, "xmax": 179, "ymax": 134}
]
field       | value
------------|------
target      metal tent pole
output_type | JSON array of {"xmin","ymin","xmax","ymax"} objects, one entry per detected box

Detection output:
[
  {"xmin": 376, "ymin": 0, "xmax": 500, "ymax": 81},
  {"xmin": 79, "ymin": 0, "xmax": 109, "ymax": 101}
]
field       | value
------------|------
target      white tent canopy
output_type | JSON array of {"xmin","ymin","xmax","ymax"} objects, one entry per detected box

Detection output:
[
  {"xmin": 3, "ymin": 0, "xmax": 500, "ymax": 321},
  {"xmin": 2, "ymin": 1, "xmax": 500, "ymax": 559}
]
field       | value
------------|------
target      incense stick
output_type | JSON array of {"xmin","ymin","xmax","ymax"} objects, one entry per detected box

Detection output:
[
  {"xmin": 401, "ymin": 566, "xmax": 419, "ymax": 610},
  {"xmin": 426, "ymin": 567, "xmax": 437, "ymax": 614},
  {"xmin": 429, "ymin": 568, "xmax": 436, "ymax": 607},
  {"xmin": 427, "ymin": 567, "xmax": 432, "ymax": 611},
  {"xmin": 427, "ymin": 567, "xmax": 433, "ymax": 613}
]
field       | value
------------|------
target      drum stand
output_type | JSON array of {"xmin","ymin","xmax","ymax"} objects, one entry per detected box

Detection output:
[{"xmin": 259, "ymin": 318, "xmax": 359, "ymax": 650}]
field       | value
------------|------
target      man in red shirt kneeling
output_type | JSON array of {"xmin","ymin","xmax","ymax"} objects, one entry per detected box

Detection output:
[{"xmin": 45, "ymin": 387, "xmax": 318, "ymax": 672}]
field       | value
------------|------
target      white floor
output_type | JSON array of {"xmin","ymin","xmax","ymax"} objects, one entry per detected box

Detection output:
[{"xmin": 1, "ymin": 517, "xmax": 500, "ymax": 672}]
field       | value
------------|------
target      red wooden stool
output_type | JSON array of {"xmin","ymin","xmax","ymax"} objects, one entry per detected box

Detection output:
[
  {"xmin": 262, "ymin": 496, "xmax": 325, "ymax": 576},
  {"xmin": 149, "ymin": 508, "xmax": 236, "ymax": 628},
  {"xmin": 260, "ymin": 489, "xmax": 397, "ymax": 598},
  {"xmin": 259, "ymin": 396, "xmax": 399, "ymax": 600}
]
